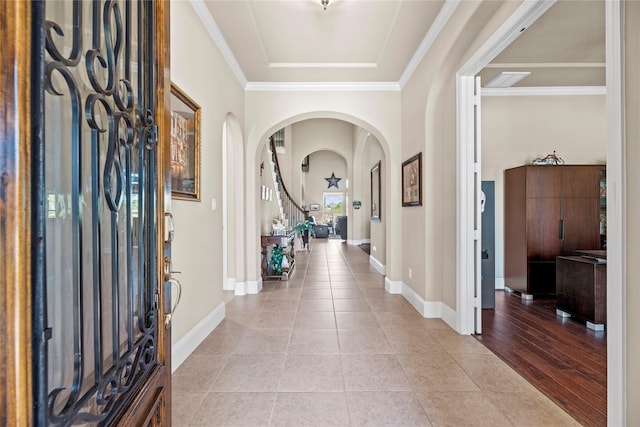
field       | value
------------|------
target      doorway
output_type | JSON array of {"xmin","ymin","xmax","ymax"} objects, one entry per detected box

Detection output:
[{"xmin": 457, "ymin": 0, "xmax": 625, "ymax": 423}]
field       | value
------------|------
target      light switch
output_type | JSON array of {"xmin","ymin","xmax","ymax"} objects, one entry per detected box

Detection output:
[{"xmin": 212, "ymin": 198, "xmax": 217, "ymax": 211}]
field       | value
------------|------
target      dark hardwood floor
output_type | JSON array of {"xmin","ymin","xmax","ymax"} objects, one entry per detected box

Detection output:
[{"xmin": 475, "ymin": 290, "xmax": 607, "ymax": 427}]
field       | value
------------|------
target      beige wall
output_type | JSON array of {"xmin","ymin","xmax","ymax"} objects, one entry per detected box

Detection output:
[
  {"xmin": 170, "ymin": 2, "xmax": 244, "ymax": 343},
  {"xmin": 243, "ymin": 91, "xmax": 402, "ymax": 282},
  {"xmin": 366, "ymin": 139, "xmax": 386, "ymax": 266},
  {"xmin": 401, "ymin": 0, "xmax": 518, "ymax": 306},
  {"xmin": 482, "ymin": 94, "xmax": 606, "ymax": 285},
  {"xmin": 303, "ymin": 150, "xmax": 347, "ymax": 223},
  {"xmin": 625, "ymin": 1, "xmax": 640, "ymax": 422}
]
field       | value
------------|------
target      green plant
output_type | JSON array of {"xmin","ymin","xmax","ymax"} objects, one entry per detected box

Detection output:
[
  {"xmin": 294, "ymin": 219, "xmax": 316, "ymax": 237},
  {"xmin": 270, "ymin": 245, "xmax": 283, "ymax": 274}
]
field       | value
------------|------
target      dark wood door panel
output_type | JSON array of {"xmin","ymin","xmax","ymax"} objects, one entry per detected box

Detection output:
[
  {"xmin": 561, "ymin": 166, "xmax": 603, "ymax": 198},
  {"xmin": 561, "ymin": 197, "xmax": 601, "ymax": 255},
  {"xmin": 525, "ymin": 166, "xmax": 561, "ymax": 197},
  {"xmin": 526, "ymin": 197, "xmax": 561, "ymax": 259}
]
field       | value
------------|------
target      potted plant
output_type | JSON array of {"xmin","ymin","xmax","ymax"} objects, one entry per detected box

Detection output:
[{"xmin": 294, "ymin": 219, "xmax": 315, "ymax": 248}]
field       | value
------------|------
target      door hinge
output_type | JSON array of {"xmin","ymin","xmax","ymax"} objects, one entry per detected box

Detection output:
[
  {"xmin": 474, "ymin": 296, "xmax": 481, "ymax": 308},
  {"xmin": 154, "ymin": 292, "xmax": 160, "ymax": 311},
  {"xmin": 473, "ymin": 229, "xmax": 481, "ymax": 241}
]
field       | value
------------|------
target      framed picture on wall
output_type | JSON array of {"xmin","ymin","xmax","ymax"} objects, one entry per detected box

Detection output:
[
  {"xmin": 170, "ymin": 82, "xmax": 201, "ymax": 201},
  {"xmin": 309, "ymin": 203, "xmax": 320, "ymax": 211},
  {"xmin": 402, "ymin": 153, "xmax": 422, "ymax": 206},
  {"xmin": 371, "ymin": 161, "xmax": 381, "ymax": 221}
]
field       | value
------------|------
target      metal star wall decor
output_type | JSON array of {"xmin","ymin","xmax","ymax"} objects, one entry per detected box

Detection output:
[{"xmin": 325, "ymin": 172, "xmax": 342, "ymax": 189}]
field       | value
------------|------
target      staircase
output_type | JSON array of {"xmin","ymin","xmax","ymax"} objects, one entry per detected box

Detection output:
[{"xmin": 268, "ymin": 132, "xmax": 305, "ymax": 231}]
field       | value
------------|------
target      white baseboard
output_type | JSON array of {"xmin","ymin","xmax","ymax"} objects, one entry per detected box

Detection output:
[
  {"xmin": 172, "ymin": 301, "xmax": 226, "ymax": 372},
  {"xmin": 224, "ymin": 277, "xmax": 236, "ymax": 291},
  {"xmin": 495, "ymin": 277, "xmax": 505, "ymax": 290},
  {"xmin": 234, "ymin": 281, "xmax": 246, "ymax": 296},
  {"xmin": 440, "ymin": 302, "xmax": 457, "ymax": 330},
  {"xmin": 395, "ymin": 282, "xmax": 458, "ymax": 330},
  {"xmin": 384, "ymin": 277, "xmax": 402, "ymax": 294},
  {"xmin": 247, "ymin": 279, "xmax": 262, "ymax": 294},
  {"xmin": 400, "ymin": 283, "xmax": 430, "ymax": 317},
  {"xmin": 369, "ymin": 255, "xmax": 386, "ymax": 275}
]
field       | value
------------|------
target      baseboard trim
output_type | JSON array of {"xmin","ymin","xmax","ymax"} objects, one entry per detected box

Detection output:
[
  {"xmin": 384, "ymin": 277, "xmax": 402, "ymax": 294},
  {"xmin": 397, "ymin": 282, "xmax": 458, "ymax": 330},
  {"xmin": 224, "ymin": 277, "xmax": 236, "ymax": 291},
  {"xmin": 400, "ymin": 282, "xmax": 427, "ymax": 316},
  {"xmin": 172, "ymin": 301, "xmax": 226, "ymax": 373},
  {"xmin": 234, "ymin": 281, "xmax": 247, "ymax": 296},
  {"xmin": 247, "ymin": 279, "xmax": 262, "ymax": 294},
  {"xmin": 369, "ymin": 255, "xmax": 386, "ymax": 275},
  {"xmin": 440, "ymin": 302, "xmax": 457, "ymax": 330}
]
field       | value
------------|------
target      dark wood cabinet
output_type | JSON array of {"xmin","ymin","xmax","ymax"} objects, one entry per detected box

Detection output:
[
  {"xmin": 504, "ymin": 165, "xmax": 605, "ymax": 296},
  {"xmin": 556, "ymin": 255, "xmax": 606, "ymax": 329}
]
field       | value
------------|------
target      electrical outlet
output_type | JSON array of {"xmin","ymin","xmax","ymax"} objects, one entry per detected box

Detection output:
[{"xmin": 409, "ymin": 268, "xmax": 413, "ymax": 279}]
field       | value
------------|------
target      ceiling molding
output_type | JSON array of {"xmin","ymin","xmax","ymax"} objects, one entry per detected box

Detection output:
[
  {"xmin": 399, "ymin": 0, "xmax": 460, "ymax": 89},
  {"xmin": 245, "ymin": 82, "xmax": 401, "ymax": 92},
  {"xmin": 269, "ymin": 63, "xmax": 378, "ymax": 69},
  {"xmin": 191, "ymin": 0, "xmax": 248, "ymax": 88},
  {"xmin": 481, "ymin": 86, "xmax": 606, "ymax": 96},
  {"xmin": 485, "ymin": 62, "xmax": 606, "ymax": 69}
]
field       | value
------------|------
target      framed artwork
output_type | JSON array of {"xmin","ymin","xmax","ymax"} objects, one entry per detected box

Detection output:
[
  {"xmin": 309, "ymin": 203, "xmax": 320, "ymax": 211},
  {"xmin": 170, "ymin": 82, "xmax": 201, "ymax": 201},
  {"xmin": 402, "ymin": 153, "xmax": 422, "ymax": 206},
  {"xmin": 371, "ymin": 161, "xmax": 381, "ymax": 221}
]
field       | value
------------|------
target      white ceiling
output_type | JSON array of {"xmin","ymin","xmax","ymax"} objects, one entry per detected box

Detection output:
[{"xmin": 201, "ymin": 0, "xmax": 605, "ymax": 88}]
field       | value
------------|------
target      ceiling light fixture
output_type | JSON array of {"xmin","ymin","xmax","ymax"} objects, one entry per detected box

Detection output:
[
  {"xmin": 484, "ymin": 71, "xmax": 531, "ymax": 88},
  {"xmin": 321, "ymin": 0, "xmax": 329, "ymax": 10}
]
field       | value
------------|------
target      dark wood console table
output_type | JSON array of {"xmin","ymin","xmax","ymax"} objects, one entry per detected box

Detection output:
[
  {"xmin": 556, "ymin": 252, "xmax": 606, "ymax": 330},
  {"xmin": 261, "ymin": 233, "xmax": 296, "ymax": 281}
]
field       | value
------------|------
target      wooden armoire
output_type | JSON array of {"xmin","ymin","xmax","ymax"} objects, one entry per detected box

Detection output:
[{"xmin": 504, "ymin": 165, "xmax": 606, "ymax": 296}]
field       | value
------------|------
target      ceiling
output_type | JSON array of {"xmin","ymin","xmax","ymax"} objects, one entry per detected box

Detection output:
[{"xmin": 201, "ymin": 0, "xmax": 605, "ymax": 88}]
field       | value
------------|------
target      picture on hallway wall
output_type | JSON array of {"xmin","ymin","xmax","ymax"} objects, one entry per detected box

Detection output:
[
  {"xmin": 371, "ymin": 161, "xmax": 381, "ymax": 221},
  {"xmin": 402, "ymin": 152, "xmax": 422, "ymax": 207},
  {"xmin": 170, "ymin": 82, "xmax": 201, "ymax": 201}
]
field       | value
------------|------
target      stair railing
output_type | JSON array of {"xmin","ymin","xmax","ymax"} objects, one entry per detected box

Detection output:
[{"xmin": 269, "ymin": 137, "xmax": 306, "ymax": 232}]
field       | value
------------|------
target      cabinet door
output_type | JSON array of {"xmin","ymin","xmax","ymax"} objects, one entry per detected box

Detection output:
[
  {"xmin": 561, "ymin": 197, "xmax": 601, "ymax": 254},
  {"xmin": 561, "ymin": 166, "xmax": 602, "ymax": 198},
  {"xmin": 527, "ymin": 197, "xmax": 561, "ymax": 260},
  {"xmin": 526, "ymin": 166, "xmax": 562, "ymax": 197}
]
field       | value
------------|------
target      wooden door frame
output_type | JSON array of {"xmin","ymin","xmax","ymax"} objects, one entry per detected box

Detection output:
[{"xmin": 1, "ymin": 1, "xmax": 35, "ymax": 425}]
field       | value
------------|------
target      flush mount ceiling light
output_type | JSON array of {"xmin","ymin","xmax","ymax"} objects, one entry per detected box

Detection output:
[
  {"xmin": 484, "ymin": 71, "xmax": 531, "ymax": 88},
  {"xmin": 321, "ymin": 0, "xmax": 329, "ymax": 9}
]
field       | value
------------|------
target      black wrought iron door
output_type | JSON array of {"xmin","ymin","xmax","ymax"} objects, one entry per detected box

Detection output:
[{"xmin": 33, "ymin": 1, "xmax": 166, "ymax": 425}]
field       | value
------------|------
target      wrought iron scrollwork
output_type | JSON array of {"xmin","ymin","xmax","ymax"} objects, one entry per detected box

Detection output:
[{"xmin": 41, "ymin": 0, "xmax": 158, "ymax": 424}]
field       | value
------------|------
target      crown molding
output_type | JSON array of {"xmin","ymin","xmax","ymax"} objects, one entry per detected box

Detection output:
[
  {"xmin": 245, "ymin": 81, "xmax": 401, "ymax": 92},
  {"xmin": 190, "ymin": 0, "xmax": 248, "ymax": 88},
  {"xmin": 398, "ymin": 0, "xmax": 461, "ymax": 89},
  {"xmin": 481, "ymin": 86, "xmax": 606, "ymax": 96}
]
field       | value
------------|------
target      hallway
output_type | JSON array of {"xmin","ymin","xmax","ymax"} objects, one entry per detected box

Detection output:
[{"xmin": 171, "ymin": 240, "xmax": 578, "ymax": 426}]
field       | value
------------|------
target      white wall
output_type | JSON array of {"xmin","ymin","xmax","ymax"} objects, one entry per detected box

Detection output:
[
  {"xmin": 170, "ymin": 2, "xmax": 244, "ymax": 343},
  {"xmin": 482, "ymin": 94, "xmax": 606, "ymax": 286}
]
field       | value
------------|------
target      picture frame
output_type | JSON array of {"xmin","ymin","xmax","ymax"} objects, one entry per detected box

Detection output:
[
  {"xmin": 402, "ymin": 152, "xmax": 422, "ymax": 207},
  {"xmin": 371, "ymin": 161, "xmax": 381, "ymax": 221},
  {"xmin": 309, "ymin": 203, "xmax": 320, "ymax": 211},
  {"xmin": 170, "ymin": 82, "xmax": 201, "ymax": 201}
]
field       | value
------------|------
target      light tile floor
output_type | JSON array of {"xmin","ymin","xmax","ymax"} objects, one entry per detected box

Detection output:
[{"xmin": 172, "ymin": 239, "xmax": 579, "ymax": 426}]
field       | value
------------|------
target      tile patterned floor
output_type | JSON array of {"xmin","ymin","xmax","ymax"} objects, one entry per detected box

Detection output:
[{"xmin": 172, "ymin": 239, "xmax": 580, "ymax": 426}]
